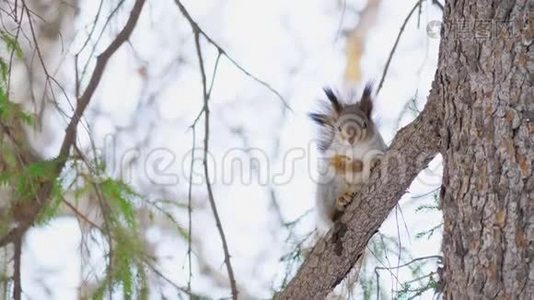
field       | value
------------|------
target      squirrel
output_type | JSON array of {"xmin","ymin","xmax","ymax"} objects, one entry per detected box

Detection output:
[{"xmin": 309, "ymin": 83, "xmax": 386, "ymax": 231}]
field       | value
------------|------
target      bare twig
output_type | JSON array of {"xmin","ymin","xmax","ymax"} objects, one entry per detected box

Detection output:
[
  {"xmin": 75, "ymin": 0, "xmax": 106, "ymax": 54},
  {"xmin": 366, "ymin": 242, "xmax": 401, "ymax": 287},
  {"xmin": 60, "ymin": 0, "xmax": 145, "ymax": 158},
  {"xmin": 334, "ymin": 0, "xmax": 347, "ymax": 42},
  {"xmin": 207, "ymin": 50, "xmax": 222, "ymax": 99},
  {"xmin": 13, "ymin": 237, "xmax": 21, "ymax": 300},
  {"xmin": 376, "ymin": 0, "xmax": 422, "ymax": 95},
  {"xmin": 375, "ymin": 255, "xmax": 442, "ymax": 273},
  {"xmin": 78, "ymin": 0, "xmax": 127, "ymax": 84},
  {"xmin": 143, "ymin": 258, "xmax": 193, "ymax": 296},
  {"xmin": 411, "ymin": 187, "xmax": 440, "ymax": 199},
  {"xmin": 6, "ymin": 8, "xmax": 23, "ymax": 99},
  {"xmin": 173, "ymin": 0, "xmax": 291, "ymax": 111},
  {"xmin": 373, "ymin": 253, "xmax": 442, "ymax": 297},
  {"xmin": 186, "ymin": 124, "xmax": 196, "ymax": 295},
  {"xmin": 397, "ymin": 204, "xmax": 412, "ymax": 241},
  {"xmin": 432, "ymin": 0, "xmax": 444, "ymax": 11},
  {"xmin": 189, "ymin": 49, "xmax": 222, "ymax": 129},
  {"xmin": 395, "ymin": 206, "xmax": 402, "ymax": 291},
  {"xmin": 193, "ymin": 29, "xmax": 238, "ymax": 299},
  {"xmin": 417, "ymin": 0, "xmax": 423, "ymax": 28},
  {"xmin": 62, "ymin": 198, "xmax": 104, "ymax": 232},
  {"xmin": 175, "ymin": 2, "xmax": 240, "ymax": 297},
  {"xmin": 20, "ymin": 0, "xmax": 77, "ymax": 115}
]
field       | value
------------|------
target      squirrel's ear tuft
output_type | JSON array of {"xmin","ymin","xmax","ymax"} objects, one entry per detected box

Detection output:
[
  {"xmin": 323, "ymin": 88, "xmax": 342, "ymax": 114},
  {"xmin": 359, "ymin": 83, "xmax": 373, "ymax": 118},
  {"xmin": 308, "ymin": 113, "xmax": 330, "ymax": 126}
]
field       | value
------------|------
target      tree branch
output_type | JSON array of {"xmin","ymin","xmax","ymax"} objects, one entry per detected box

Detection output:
[
  {"xmin": 173, "ymin": 0, "xmax": 291, "ymax": 111},
  {"xmin": 277, "ymin": 81, "xmax": 443, "ymax": 299},
  {"xmin": 432, "ymin": 0, "xmax": 444, "ymax": 11},
  {"xmin": 376, "ymin": 0, "xmax": 422, "ymax": 95},
  {"xmin": 12, "ymin": 237, "xmax": 21, "ymax": 300},
  {"xmin": 193, "ymin": 29, "xmax": 239, "ymax": 300},
  {"xmin": 186, "ymin": 125, "xmax": 196, "ymax": 295},
  {"xmin": 0, "ymin": 0, "xmax": 146, "ymax": 248}
]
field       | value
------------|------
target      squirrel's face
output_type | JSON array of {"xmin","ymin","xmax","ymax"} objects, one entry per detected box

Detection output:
[
  {"xmin": 309, "ymin": 84, "xmax": 376, "ymax": 150},
  {"xmin": 333, "ymin": 106, "xmax": 372, "ymax": 145}
]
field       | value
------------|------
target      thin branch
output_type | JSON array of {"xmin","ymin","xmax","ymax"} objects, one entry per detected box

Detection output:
[
  {"xmin": 75, "ymin": 0, "xmax": 106, "ymax": 54},
  {"xmin": 20, "ymin": 0, "xmax": 77, "ymax": 115},
  {"xmin": 186, "ymin": 124, "xmax": 196, "ymax": 295},
  {"xmin": 60, "ymin": 0, "xmax": 146, "ymax": 158},
  {"xmin": 78, "ymin": 0, "xmax": 127, "ymax": 84},
  {"xmin": 334, "ymin": 0, "xmax": 347, "ymax": 42},
  {"xmin": 411, "ymin": 187, "xmax": 440, "ymax": 199},
  {"xmin": 395, "ymin": 206, "xmax": 402, "ymax": 292},
  {"xmin": 143, "ymin": 258, "xmax": 193, "ymax": 296},
  {"xmin": 189, "ymin": 49, "xmax": 222, "ymax": 129},
  {"xmin": 397, "ymin": 204, "xmax": 412, "ymax": 241},
  {"xmin": 404, "ymin": 274, "xmax": 436, "ymax": 300},
  {"xmin": 12, "ymin": 237, "xmax": 21, "ymax": 300},
  {"xmin": 376, "ymin": 0, "xmax": 422, "ymax": 95},
  {"xmin": 173, "ymin": 0, "xmax": 291, "ymax": 111},
  {"xmin": 432, "ymin": 0, "xmax": 444, "ymax": 11},
  {"xmin": 6, "ymin": 8, "xmax": 23, "ymax": 99},
  {"xmin": 417, "ymin": 0, "xmax": 423, "ymax": 28},
  {"xmin": 375, "ymin": 255, "xmax": 442, "ymax": 273},
  {"xmin": 190, "ymin": 107, "xmax": 205, "ymax": 129},
  {"xmin": 207, "ymin": 50, "xmax": 222, "ymax": 99},
  {"xmin": 193, "ymin": 29, "xmax": 238, "ymax": 299},
  {"xmin": 21, "ymin": 1, "xmax": 47, "ymax": 77},
  {"xmin": 62, "ymin": 198, "xmax": 104, "ymax": 232},
  {"xmin": 366, "ymin": 243, "xmax": 401, "ymax": 287}
]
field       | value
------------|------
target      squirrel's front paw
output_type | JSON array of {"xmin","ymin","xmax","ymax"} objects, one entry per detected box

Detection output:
[
  {"xmin": 370, "ymin": 154, "xmax": 383, "ymax": 171},
  {"xmin": 336, "ymin": 191, "xmax": 356, "ymax": 210}
]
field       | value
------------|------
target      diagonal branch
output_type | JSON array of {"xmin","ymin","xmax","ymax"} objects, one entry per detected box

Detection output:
[
  {"xmin": 60, "ymin": 0, "xmax": 145, "ymax": 159},
  {"xmin": 0, "ymin": 0, "xmax": 146, "ymax": 248},
  {"xmin": 277, "ymin": 80, "xmax": 443, "ymax": 299}
]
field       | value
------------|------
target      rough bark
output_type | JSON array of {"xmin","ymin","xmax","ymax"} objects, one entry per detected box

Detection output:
[{"xmin": 439, "ymin": 0, "xmax": 534, "ymax": 298}]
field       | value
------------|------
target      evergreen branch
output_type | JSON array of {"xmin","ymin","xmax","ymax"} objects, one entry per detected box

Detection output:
[{"xmin": 0, "ymin": 0, "xmax": 147, "ymax": 248}]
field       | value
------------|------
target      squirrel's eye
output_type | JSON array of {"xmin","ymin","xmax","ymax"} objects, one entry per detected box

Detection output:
[
  {"xmin": 337, "ymin": 126, "xmax": 342, "ymax": 132},
  {"xmin": 362, "ymin": 121, "xmax": 367, "ymax": 128}
]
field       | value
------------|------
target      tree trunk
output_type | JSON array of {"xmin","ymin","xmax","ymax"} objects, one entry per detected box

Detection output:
[{"xmin": 439, "ymin": 0, "xmax": 534, "ymax": 298}]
